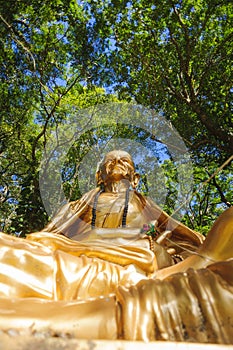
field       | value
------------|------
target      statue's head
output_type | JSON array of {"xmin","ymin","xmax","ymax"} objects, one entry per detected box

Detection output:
[{"xmin": 96, "ymin": 150, "xmax": 140, "ymax": 189}]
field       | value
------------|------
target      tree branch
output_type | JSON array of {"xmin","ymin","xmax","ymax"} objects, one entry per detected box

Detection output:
[
  {"xmin": 191, "ymin": 103, "xmax": 233, "ymax": 153},
  {"xmin": 210, "ymin": 174, "xmax": 232, "ymax": 207}
]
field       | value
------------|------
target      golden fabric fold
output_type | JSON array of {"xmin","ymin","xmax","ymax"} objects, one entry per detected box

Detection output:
[
  {"xmin": 116, "ymin": 259, "xmax": 233, "ymax": 343},
  {"xmin": 27, "ymin": 231, "xmax": 157, "ymax": 274},
  {"xmin": 0, "ymin": 231, "xmax": 154, "ymax": 301},
  {"xmin": 54, "ymin": 251, "xmax": 145, "ymax": 300},
  {"xmin": 0, "ymin": 206, "xmax": 232, "ymax": 343},
  {"xmin": 0, "ymin": 233, "xmax": 54, "ymax": 299},
  {"xmin": 0, "ymin": 297, "xmax": 118, "ymax": 340}
]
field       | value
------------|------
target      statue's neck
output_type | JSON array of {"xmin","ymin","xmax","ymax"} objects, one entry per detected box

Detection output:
[
  {"xmin": 103, "ymin": 180, "xmax": 130, "ymax": 194},
  {"xmin": 92, "ymin": 180, "xmax": 131, "ymax": 229}
]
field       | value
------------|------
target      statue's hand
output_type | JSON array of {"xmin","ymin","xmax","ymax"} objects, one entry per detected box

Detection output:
[
  {"xmin": 90, "ymin": 227, "xmax": 141, "ymax": 239},
  {"xmin": 141, "ymin": 224, "xmax": 178, "ymax": 269},
  {"xmin": 141, "ymin": 220, "xmax": 173, "ymax": 247},
  {"xmin": 80, "ymin": 227, "xmax": 175, "ymax": 251},
  {"xmin": 155, "ymin": 230, "xmax": 172, "ymax": 245},
  {"xmin": 80, "ymin": 227, "xmax": 152, "ymax": 248},
  {"xmin": 153, "ymin": 241, "xmax": 174, "ymax": 269}
]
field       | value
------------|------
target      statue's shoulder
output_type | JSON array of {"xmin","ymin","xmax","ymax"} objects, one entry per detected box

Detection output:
[
  {"xmin": 69, "ymin": 188, "xmax": 100, "ymax": 209},
  {"xmin": 132, "ymin": 190, "xmax": 154, "ymax": 208}
]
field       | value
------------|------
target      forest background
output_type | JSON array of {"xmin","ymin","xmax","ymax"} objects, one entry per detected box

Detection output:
[{"xmin": 0, "ymin": 0, "xmax": 232, "ymax": 236}]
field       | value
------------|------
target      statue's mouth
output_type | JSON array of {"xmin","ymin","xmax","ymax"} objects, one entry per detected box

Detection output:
[
  {"xmin": 108, "ymin": 164, "xmax": 128, "ymax": 176},
  {"xmin": 111, "ymin": 164, "xmax": 125, "ymax": 171}
]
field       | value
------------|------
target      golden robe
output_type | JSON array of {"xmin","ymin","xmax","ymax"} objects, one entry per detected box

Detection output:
[
  {"xmin": 0, "ymin": 193, "xmax": 233, "ymax": 344},
  {"xmin": 43, "ymin": 188, "xmax": 203, "ymax": 256}
]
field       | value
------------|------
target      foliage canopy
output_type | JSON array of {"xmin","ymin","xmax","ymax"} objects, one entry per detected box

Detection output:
[{"xmin": 0, "ymin": 0, "xmax": 232, "ymax": 236}]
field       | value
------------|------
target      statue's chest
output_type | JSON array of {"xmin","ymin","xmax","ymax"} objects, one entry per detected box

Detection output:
[{"xmin": 94, "ymin": 193, "xmax": 145, "ymax": 228}]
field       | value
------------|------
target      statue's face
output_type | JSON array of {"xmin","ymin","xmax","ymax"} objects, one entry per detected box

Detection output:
[{"xmin": 98, "ymin": 150, "xmax": 136, "ymax": 184}]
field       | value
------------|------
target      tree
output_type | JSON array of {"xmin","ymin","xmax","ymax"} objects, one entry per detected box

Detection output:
[
  {"xmin": 1, "ymin": 0, "xmax": 232, "ymax": 236},
  {"xmin": 85, "ymin": 0, "xmax": 233, "ymax": 160},
  {"xmin": 0, "ymin": 0, "xmax": 114, "ymax": 235},
  {"xmin": 81, "ymin": 0, "xmax": 233, "ymax": 231}
]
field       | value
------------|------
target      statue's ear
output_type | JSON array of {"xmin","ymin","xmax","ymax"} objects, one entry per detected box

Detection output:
[
  {"xmin": 131, "ymin": 172, "xmax": 140, "ymax": 189},
  {"xmin": 96, "ymin": 169, "xmax": 104, "ymax": 186}
]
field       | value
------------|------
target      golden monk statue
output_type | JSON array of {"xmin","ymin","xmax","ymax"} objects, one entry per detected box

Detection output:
[
  {"xmin": 43, "ymin": 150, "xmax": 204, "ymax": 261},
  {"xmin": 0, "ymin": 150, "xmax": 232, "ymax": 344}
]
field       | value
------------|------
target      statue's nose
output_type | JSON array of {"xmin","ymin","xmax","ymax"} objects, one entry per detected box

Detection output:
[
  {"xmin": 111, "ymin": 157, "xmax": 119, "ymax": 164},
  {"xmin": 115, "ymin": 157, "xmax": 123, "ymax": 165}
]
